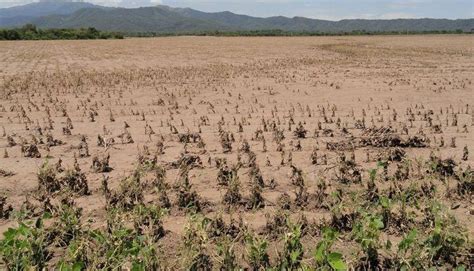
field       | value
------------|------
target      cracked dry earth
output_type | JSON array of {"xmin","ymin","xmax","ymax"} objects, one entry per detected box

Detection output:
[{"xmin": 0, "ymin": 35, "xmax": 473, "ymax": 269}]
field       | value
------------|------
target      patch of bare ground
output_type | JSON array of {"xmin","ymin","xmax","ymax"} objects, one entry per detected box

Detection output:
[{"xmin": 0, "ymin": 35, "xmax": 472, "ymax": 270}]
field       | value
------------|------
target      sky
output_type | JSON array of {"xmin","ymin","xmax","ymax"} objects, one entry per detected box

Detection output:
[{"xmin": 0, "ymin": 0, "xmax": 473, "ymax": 20}]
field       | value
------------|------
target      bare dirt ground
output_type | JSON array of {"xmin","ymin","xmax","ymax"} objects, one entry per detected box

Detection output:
[{"xmin": 0, "ymin": 35, "xmax": 473, "ymax": 269}]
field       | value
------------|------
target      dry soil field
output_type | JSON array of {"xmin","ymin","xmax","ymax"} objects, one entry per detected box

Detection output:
[{"xmin": 0, "ymin": 35, "xmax": 473, "ymax": 270}]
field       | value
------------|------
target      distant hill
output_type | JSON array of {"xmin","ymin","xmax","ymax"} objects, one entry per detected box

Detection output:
[
  {"xmin": 32, "ymin": 7, "xmax": 230, "ymax": 33},
  {"xmin": 0, "ymin": 1, "xmax": 102, "ymax": 27},
  {"xmin": 1, "ymin": 2, "xmax": 473, "ymax": 34},
  {"xmin": 166, "ymin": 6, "xmax": 474, "ymax": 33}
]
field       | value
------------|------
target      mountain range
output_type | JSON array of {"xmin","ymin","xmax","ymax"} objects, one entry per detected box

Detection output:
[{"xmin": 1, "ymin": 1, "xmax": 473, "ymax": 33}]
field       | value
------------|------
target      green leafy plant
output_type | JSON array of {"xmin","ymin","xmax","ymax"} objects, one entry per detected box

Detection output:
[
  {"xmin": 314, "ymin": 227, "xmax": 347, "ymax": 270},
  {"xmin": 277, "ymin": 222, "xmax": 304, "ymax": 270},
  {"xmin": 52, "ymin": 201, "xmax": 83, "ymax": 247},
  {"xmin": 352, "ymin": 213, "xmax": 384, "ymax": 268},
  {"xmin": 182, "ymin": 215, "xmax": 212, "ymax": 270},
  {"xmin": 424, "ymin": 209, "xmax": 468, "ymax": 266},
  {"xmin": 0, "ymin": 214, "xmax": 51, "ymax": 270},
  {"xmin": 58, "ymin": 207, "xmax": 162, "ymax": 270},
  {"xmin": 244, "ymin": 231, "xmax": 270, "ymax": 270},
  {"xmin": 215, "ymin": 236, "xmax": 238, "ymax": 270},
  {"xmin": 396, "ymin": 229, "xmax": 423, "ymax": 270}
]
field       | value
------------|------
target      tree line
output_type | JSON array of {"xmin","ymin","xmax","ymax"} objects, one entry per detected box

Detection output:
[
  {"xmin": 128, "ymin": 29, "xmax": 469, "ymax": 37},
  {"xmin": 0, "ymin": 24, "xmax": 124, "ymax": 40},
  {"xmin": 1, "ymin": 25, "xmax": 469, "ymax": 40}
]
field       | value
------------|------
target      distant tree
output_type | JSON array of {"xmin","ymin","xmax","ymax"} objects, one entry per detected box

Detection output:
[{"xmin": 0, "ymin": 25, "xmax": 124, "ymax": 41}]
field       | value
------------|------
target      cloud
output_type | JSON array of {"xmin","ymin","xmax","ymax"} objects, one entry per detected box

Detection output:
[
  {"xmin": 379, "ymin": 12, "xmax": 418, "ymax": 19},
  {"xmin": 0, "ymin": 0, "xmax": 162, "ymax": 8},
  {"xmin": 90, "ymin": 0, "xmax": 162, "ymax": 8}
]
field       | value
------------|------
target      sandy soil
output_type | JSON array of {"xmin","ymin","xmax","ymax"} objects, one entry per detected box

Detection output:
[{"xmin": 0, "ymin": 35, "xmax": 473, "ymax": 269}]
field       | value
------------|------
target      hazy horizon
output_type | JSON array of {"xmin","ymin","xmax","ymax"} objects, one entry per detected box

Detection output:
[{"xmin": 0, "ymin": 0, "xmax": 473, "ymax": 20}]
